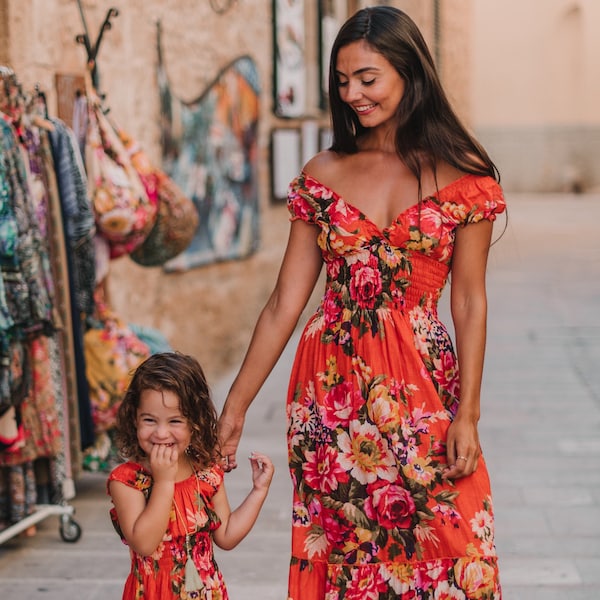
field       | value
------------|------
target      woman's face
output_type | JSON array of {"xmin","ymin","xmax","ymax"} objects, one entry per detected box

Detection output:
[{"xmin": 335, "ymin": 40, "xmax": 405, "ymax": 133}]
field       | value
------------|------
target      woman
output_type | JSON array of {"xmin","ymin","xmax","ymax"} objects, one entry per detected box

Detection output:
[{"xmin": 219, "ymin": 6, "xmax": 505, "ymax": 599}]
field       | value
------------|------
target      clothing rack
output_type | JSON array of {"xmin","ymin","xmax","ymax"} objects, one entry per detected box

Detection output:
[{"xmin": 0, "ymin": 66, "xmax": 84, "ymax": 546}]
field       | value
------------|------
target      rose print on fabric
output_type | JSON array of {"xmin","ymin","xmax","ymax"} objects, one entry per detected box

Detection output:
[{"xmin": 286, "ymin": 173, "xmax": 505, "ymax": 599}]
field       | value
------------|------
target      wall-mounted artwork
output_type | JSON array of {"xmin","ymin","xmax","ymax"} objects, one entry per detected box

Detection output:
[
  {"xmin": 157, "ymin": 26, "xmax": 261, "ymax": 270},
  {"xmin": 271, "ymin": 128, "xmax": 302, "ymax": 202},
  {"xmin": 273, "ymin": 0, "xmax": 307, "ymax": 118},
  {"xmin": 318, "ymin": 0, "xmax": 347, "ymax": 109}
]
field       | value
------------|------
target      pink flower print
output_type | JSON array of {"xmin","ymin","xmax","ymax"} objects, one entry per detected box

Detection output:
[
  {"xmin": 322, "ymin": 289, "xmax": 342, "ymax": 326},
  {"xmin": 433, "ymin": 351, "xmax": 460, "ymax": 398},
  {"xmin": 321, "ymin": 506, "xmax": 352, "ymax": 547},
  {"xmin": 289, "ymin": 194, "xmax": 314, "ymax": 222},
  {"xmin": 349, "ymin": 256, "xmax": 382, "ymax": 309},
  {"xmin": 345, "ymin": 565, "xmax": 388, "ymax": 600},
  {"xmin": 328, "ymin": 197, "xmax": 350, "ymax": 225},
  {"xmin": 327, "ymin": 258, "xmax": 342, "ymax": 280},
  {"xmin": 433, "ymin": 503, "xmax": 462, "ymax": 527},
  {"xmin": 364, "ymin": 481, "xmax": 416, "ymax": 529},
  {"xmin": 303, "ymin": 444, "xmax": 349, "ymax": 494},
  {"xmin": 321, "ymin": 380, "xmax": 360, "ymax": 428}
]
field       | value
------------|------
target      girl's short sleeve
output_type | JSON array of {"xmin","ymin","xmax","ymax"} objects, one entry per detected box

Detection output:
[
  {"xmin": 107, "ymin": 462, "xmax": 152, "ymax": 495},
  {"xmin": 440, "ymin": 176, "xmax": 506, "ymax": 226},
  {"xmin": 287, "ymin": 174, "xmax": 318, "ymax": 224}
]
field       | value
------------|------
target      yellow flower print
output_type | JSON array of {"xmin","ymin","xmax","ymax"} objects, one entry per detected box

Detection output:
[
  {"xmin": 367, "ymin": 384, "xmax": 400, "ymax": 433},
  {"xmin": 453, "ymin": 558, "xmax": 497, "ymax": 599},
  {"xmin": 403, "ymin": 456, "xmax": 437, "ymax": 486}
]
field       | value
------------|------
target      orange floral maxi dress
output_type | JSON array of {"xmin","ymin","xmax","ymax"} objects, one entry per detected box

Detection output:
[
  {"xmin": 286, "ymin": 173, "xmax": 506, "ymax": 600},
  {"xmin": 107, "ymin": 462, "xmax": 228, "ymax": 600}
]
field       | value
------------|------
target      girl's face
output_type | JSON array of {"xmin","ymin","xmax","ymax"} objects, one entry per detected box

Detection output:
[
  {"xmin": 136, "ymin": 389, "xmax": 192, "ymax": 460},
  {"xmin": 335, "ymin": 40, "xmax": 405, "ymax": 133}
]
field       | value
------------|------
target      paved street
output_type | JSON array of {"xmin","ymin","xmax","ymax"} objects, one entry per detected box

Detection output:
[{"xmin": 0, "ymin": 192, "xmax": 599, "ymax": 599}]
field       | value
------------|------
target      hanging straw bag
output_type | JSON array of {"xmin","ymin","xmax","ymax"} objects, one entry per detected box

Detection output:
[
  {"xmin": 84, "ymin": 80, "xmax": 158, "ymax": 259},
  {"xmin": 117, "ymin": 130, "xmax": 199, "ymax": 267}
]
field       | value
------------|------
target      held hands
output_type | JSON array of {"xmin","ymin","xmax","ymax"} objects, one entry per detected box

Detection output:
[
  {"xmin": 248, "ymin": 451, "xmax": 274, "ymax": 491},
  {"xmin": 217, "ymin": 411, "xmax": 245, "ymax": 472},
  {"xmin": 442, "ymin": 416, "xmax": 481, "ymax": 480}
]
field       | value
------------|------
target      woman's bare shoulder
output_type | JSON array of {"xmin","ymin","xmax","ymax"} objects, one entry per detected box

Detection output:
[{"xmin": 303, "ymin": 150, "xmax": 345, "ymax": 177}]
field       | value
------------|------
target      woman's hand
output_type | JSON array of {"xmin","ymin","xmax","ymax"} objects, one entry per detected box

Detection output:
[
  {"xmin": 442, "ymin": 415, "xmax": 481, "ymax": 480},
  {"xmin": 217, "ymin": 411, "xmax": 245, "ymax": 471}
]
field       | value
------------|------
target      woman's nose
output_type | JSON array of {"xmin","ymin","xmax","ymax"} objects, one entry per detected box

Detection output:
[{"xmin": 344, "ymin": 80, "xmax": 363, "ymax": 102}]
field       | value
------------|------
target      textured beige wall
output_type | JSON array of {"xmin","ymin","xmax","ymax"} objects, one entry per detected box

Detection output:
[
  {"xmin": 472, "ymin": 0, "xmax": 599, "ymax": 127},
  {"xmin": 0, "ymin": 0, "xmax": 469, "ymax": 381},
  {"xmin": 471, "ymin": 0, "xmax": 600, "ymax": 191}
]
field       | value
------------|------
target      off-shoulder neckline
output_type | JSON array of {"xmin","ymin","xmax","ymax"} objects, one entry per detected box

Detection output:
[{"xmin": 298, "ymin": 171, "xmax": 480, "ymax": 233}]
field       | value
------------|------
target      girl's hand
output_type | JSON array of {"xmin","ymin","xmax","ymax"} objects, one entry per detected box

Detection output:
[
  {"xmin": 148, "ymin": 443, "xmax": 179, "ymax": 483},
  {"xmin": 248, "ymin": 452, "xmax": 274, "ymax": 491},
  {"xmin": 442, "ymin": 416, "xmax": 481, "ymax": 480}
]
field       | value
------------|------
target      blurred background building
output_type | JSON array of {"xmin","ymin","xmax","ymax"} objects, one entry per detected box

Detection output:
[{"xmin": 1, "ymin": 0, "xmax": 597, "ymax": 382}]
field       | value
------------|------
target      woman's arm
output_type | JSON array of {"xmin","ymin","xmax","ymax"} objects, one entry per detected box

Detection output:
[
  {"xmin": 218, "ymin": 219, "xmax": 323, "ymax": 468},
  {"xmin": 443, "ymin": 218, "xmax": 493, "ymax": 480},
  {"xmin": 211, "ymin": 452, "xmax": 275, "ymax": 550}
]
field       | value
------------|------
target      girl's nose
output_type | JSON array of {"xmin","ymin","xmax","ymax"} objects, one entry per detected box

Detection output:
[{"xmin": 154, "ymin": 423, "xmax": 170, "ymax": 438}]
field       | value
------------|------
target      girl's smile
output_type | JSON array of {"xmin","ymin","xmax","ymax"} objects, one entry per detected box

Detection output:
[{"xmin": 136, "ymin": 389, "xmax": 192, "ymax": 460}]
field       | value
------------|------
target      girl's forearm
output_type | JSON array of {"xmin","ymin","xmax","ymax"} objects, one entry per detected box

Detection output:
[
  {"xmin": 213, "ymin": 487, "xmax": 269, "ymax": 550},
  {"xmin": 128, "ymin": 481, "xmax": 174, "ymax": 556}
]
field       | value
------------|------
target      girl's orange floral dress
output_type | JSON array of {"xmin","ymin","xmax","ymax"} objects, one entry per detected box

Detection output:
[
  {"xmin": 286, "ymin": 172, "xmax": 506, "ymax": 600},
  {"xmin": 107, "ymin": 462, "xmax": 228, "ymax": 600}
]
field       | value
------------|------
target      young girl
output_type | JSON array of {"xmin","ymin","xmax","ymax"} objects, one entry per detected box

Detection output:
[{"xmin": 107, "ymin": 352, "xmax": 274, "ymax": 599}]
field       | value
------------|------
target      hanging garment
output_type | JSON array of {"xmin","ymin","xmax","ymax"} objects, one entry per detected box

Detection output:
[
  {"xmin": 48, "ymin": 117, "xmax": 96, "ymax": 318},
  {"xmin": 84, "ymin": 294, "xmax": 150, "ymax": 435}
]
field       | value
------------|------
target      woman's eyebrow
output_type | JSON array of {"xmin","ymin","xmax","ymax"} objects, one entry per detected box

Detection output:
[{"xmin": 336, "ymin": 66, "xmax": 381, "ymax": 77}]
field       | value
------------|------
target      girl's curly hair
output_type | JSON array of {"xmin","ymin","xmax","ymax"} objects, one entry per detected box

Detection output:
[{"xmin": 114, "ymin": 352, "xmax": 220, "ymax": 468}]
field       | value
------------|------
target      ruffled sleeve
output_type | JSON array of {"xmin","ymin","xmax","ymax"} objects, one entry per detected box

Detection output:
[
  {"xmin": 107, "ymin": 462, "xmax": 152, "ymax": 494},
  {"xmin": 287, "ymin": 173, "xmax": 319, "ymax": 224},
  {"xmin": 439, "ymin": 175, "xmax": 506, "ymax": 226},
  {"xmin": 107, "ymin": 462, "xmax": 152, "ymax": 541}
]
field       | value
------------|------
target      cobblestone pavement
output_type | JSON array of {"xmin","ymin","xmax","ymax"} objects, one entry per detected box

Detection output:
[{"xmin": 0, "ymin": 193, "xmax": 599, "ymax": 599}]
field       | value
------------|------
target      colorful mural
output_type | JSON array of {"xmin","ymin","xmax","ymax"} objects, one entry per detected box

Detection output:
[{"xmin": 157, "ymin": 25, "xmax": 261, "ymax": 270}]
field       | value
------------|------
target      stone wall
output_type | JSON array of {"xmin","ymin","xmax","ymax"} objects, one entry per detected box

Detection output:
[{"xmin": 0, "ymin": 0, "xmax": 467, "ymax": 382}]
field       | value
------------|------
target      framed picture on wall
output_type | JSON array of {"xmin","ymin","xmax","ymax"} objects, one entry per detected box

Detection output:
[
  {"xmin": 271, "ymin": 128, "xmax": 302, "ymax": 202},
  {"xmin": 273, "ymin": 0, "xmax": 307, "ymax": 117},
  {"xmin": 318, "ymin": 0, "xmax": 348, "ymax": 109}
]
